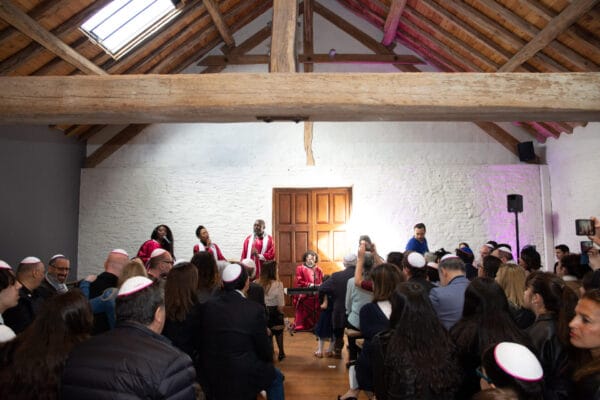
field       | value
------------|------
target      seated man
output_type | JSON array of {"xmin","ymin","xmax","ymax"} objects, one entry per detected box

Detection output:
[
  {"xmin": 62, "ymin": 277, "xmax": 196, "ymax": 399},
  {"xmin": 199, "ymin": 263, "xmax": 284, "ymax": 400}
]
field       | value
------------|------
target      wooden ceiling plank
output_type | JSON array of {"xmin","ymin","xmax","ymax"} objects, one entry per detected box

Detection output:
[
  {"xmin": 313, "ymin": 1, "xmax": 421, "ymax": 72},
  {"xmin": 513, "ymin": 122, "xmax": 547, "ymax": 143},
  {"xmin": 203, "ymin": 0, "xmax": 236, "ymax": 47},
  {"xmin": 303, "ymin": 0, "xmax": 313, "ymax": 73},
  {"xmin": 220, "ymin": 24, "xmax": 272, "ymax": 57},
  {"xmin": 199, "ymin": 53, "xmax": 423, "ymax": 66},
  {"xmin": 77, "ymin": 124, "xmax": 107, "ymax": 142},
  {"xmin": 2, "ymin": 73, "xmax": 599, "ymax": 124},
  {"xmin": 270, "ymin": 0, "xmax": 297, "ymax": 72},
  {"xmin": 474, "ymin": 121, "xmax": 521, "ymax": 158},
  {"xmin": 85, "ymin": 124, "xmax": 149, "ymax": 168},
  {"xmin": 382, "ymin": 0, "xmax": 407, "ymax": 46},
  {"xmin": 0, "ymin": 0, "xmax": 106, "ymax": 75},
  {"xmin": 498, "ymin": 0, "xmax": 599, "ymax": 72},
  {"xmin": 530, "ymin": 121, "xmax": 560, "ymax": 139},
  {"xmin": 0, "ymin": 0, "xmax": 113, "ymax": 76},
  {"xmin": 0, "ymin": 0, "xmax": 69, "ymax": 44},
  {"xmin": 540, "ymin": 121, "xmax": 567, "ymax": 136}
]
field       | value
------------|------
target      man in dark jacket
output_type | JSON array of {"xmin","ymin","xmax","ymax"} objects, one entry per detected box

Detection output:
[
  {"xmin": 199, "ymin": 263, "xmax": 284, "ymax": 400},
  {"xmin": 62, "ymin": 276, "xmax": 196, "ymax": 399},
  {"xmin": 318, "ymin": 253, "xmax": 357, "ymax": 358}
]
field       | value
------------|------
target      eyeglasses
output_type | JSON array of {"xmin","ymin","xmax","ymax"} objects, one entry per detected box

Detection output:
[
  {"xmin": 476, "ymin": 366, "xmax": 493, "ymax": 384},
  {"xmin": 162, "ymin": 260, "xmax": 174, "ymax": 265}
]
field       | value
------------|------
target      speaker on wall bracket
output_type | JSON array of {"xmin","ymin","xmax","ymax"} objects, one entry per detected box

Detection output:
[{"xmin": 517, "ymin": 141, "xmax": 539, "ymax": 163}]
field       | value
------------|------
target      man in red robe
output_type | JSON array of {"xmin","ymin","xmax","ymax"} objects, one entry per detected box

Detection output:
[
  {"xmin": 240, "ymin": 219, "xmax": 275, "ymax": 280},
  {"xmin": 193, "ymin": 225, "xmax": 226, "ymax": 261}
]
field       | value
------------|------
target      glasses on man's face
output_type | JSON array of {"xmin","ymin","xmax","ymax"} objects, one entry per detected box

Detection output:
[
  {"xmin": 162, "ymin": 260, "xmax": 174, "ymax": 265},
  {"xmin": 476, "ymin": 366, "xmax": 493, "ymax": 384},
  {"xmin": 50, "ymin": 265, "xmax": 70, "ymax": 273}
]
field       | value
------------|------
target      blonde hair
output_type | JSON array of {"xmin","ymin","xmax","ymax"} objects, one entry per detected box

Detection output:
[
  {"xmin": 117, "ymin": 261, "xmax": 148, "ymax": 287},
  {"xmin": 495, "ymin": 263, "xmax": 527, "ymax": 307}
]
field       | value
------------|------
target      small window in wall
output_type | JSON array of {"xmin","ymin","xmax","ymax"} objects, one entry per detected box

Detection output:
[{"xmin": 81, "ymin": 0, "xmax": 182, "ymax": 60}]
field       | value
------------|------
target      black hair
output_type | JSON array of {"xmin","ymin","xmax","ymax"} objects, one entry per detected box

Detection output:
[
  {"xmin": 555, "ymin": 244, "xmax": 570, "ymax": 253},
  {"xmin": 386, "ymin": 251, "xmax": 403, "ymax": 268},
  {"xmin": 150, "ymin": 224, "xmax": 175, "ymax": 259},
  {"xmin": 414, "ymin": 223, "xmax": 426, "ymax": 230},
  {"xmin": 0, "ymin": 268, "xmax": 16, "ymax": 291},
  {"xmin": 520, "ymin": 246, "xmax": 541, "ymax": 272},
  {"xmin": 482, "ymin": 255, "xmax": 502, "ymax": 279},
  {"xmin": 302, "ymin": 250, "xmax": 319, "ymax": 264},
  {"xmin": 195, "ymin": 225, "xmax": 206, "ymax": 238}
]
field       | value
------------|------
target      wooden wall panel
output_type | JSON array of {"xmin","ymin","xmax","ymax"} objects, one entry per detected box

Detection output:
[
  {"xmin": 316, "ymin": 193, "xmax": 330, "ymax": 223},
  {"xmin": 278, "ymin": 193, "xmax": 292, "ymax": 224},
  {"xmin": 278, "ymin": 231, "xmax": 292, "ymax": 262},
  {"xmin": 294, "ymin": 231, "xmax": 309, "ymax": 262},
  {"xmin": 295, "ymin": 192, "xmax": 309, "ymax": 224}
]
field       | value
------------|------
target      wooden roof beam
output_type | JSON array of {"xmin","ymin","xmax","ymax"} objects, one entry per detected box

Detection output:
[
  {"xmin": 0, "ymin": 0, "xmax": 106, "ymax": 75},
  {"xmin": 203, "ymin": 0, "xmax": 235, "ymax": 48},
  {"xmin": 1, "ymin": 73, "xmax": 599, "ymax": 124},
  {"xmin": 85, "ymin": 124, "xmax": 148, "ymax": 168},
  {"xmin": 270, "ymin": 0, "xmax": 297, "ymax": 72},
  {"xmin": 382, "ymin": 0, "xmax": 407, "ymax": 46},
  {"xmin": 303, "ymin": 0, "xmax": 314, "ymax": 72},
  {"xmin": 199, "ymin": 53, "xmax": 424, "ymax": 65},
  {"xmin": 474, "ymin": 122, "xmax": 521, "ymax": 158},
  {"xmin": 498, "ymin": 0, "xmax": 599, "ymax": 72}
]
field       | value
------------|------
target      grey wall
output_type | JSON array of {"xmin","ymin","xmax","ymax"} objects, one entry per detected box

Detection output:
[{"xmin": 0, "ymin": 125, "xmax": 84, "ymax": 278}]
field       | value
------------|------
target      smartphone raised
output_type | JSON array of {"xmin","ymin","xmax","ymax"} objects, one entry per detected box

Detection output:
[{"xmin": 576, "ymin": 219, "xmax": 595, "ymax": 236}]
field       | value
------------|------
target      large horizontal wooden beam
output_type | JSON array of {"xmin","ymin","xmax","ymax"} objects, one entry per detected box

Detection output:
[
  {"xmin": 0, "ymin": 73, "xmax": 598, "ymax": 124},
  {"xmin": 198, "ymin": 53, "xmax": 424, "ymax": 65}
]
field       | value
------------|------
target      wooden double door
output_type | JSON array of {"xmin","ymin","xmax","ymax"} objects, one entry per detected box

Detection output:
[{"xmin": 273, "ymin": 187, "xmax": 352, "ymax": 315}]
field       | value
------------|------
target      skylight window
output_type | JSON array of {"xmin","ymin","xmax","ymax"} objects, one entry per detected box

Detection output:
[{"xmin": 81, "ymin": 0, "xmax": 181, "ymax": 59}]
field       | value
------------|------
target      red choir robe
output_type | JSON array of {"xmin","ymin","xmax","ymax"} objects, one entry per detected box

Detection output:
[
  {"xmin": 240, "ymin": 234, "xmax": 275, "ymax": 279},
  {"xmin": 193, "ymin": 242, "xmax": 226, "ymax": 261},
  {"xmin": 136, "ymin": 239, "xmax": 161, "ymax": 265},
  {"xmin": 293, "ymin": 263, "xmax": 323, "ymax": 331}
]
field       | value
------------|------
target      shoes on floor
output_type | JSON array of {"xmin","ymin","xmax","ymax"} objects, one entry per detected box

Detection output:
[
  {"xmin": 278, "ymin": 353, "xmax": 286, "ymax": 361},
  {"xmin": 314, "ymin": 351, "xmax": 323, "ymax": 358}
]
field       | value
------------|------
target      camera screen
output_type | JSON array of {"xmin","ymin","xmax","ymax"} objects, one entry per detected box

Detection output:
[
  {"xmin": 576, "ymin": 219, "xmax": 595, "ymax": 236},
  {"xmin": 581, "ymin": 240, "xmax": 593, "ymax": 253}
]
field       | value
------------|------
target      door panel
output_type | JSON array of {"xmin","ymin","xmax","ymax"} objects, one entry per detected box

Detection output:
[{"xmin": 274, "ymin": 187, "xmax": 352, "ymax": 316}]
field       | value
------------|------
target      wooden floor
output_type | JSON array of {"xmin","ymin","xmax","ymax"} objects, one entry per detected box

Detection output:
[{"xmin": 275, "ymin": 331, "xmax": 371, "ymax": 400}]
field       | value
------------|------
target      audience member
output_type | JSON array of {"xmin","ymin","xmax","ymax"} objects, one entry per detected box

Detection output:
[
  {"xmin": 554, "ymin": 244, "xmax": 570, "ymax": 274},
  {"xmin": 146, "ymin": 248, "xmax": 174, "ymax": 280},
  {"xmin": 314, "ymin": 275, "xmax": 334, "ymax": 358},
  {"xmin": 259, "ymin": 261, "xmax": 286, "ymax": 361},
  {"xmin": 429, "ymin": 255, "xmax": 469, "ymax": 330},
  {"xmin": 162, "ymin": 262, "xmax": 203, "ymax": 381},
  {"xmin": 524, "ymin": 271, "xmax": 578, "ymax": 399},
  {"xmin": 37, "ymin": 254, "xmax": 70, "ymax": 300},
  {"xmin": 3, "ymin": 257, "xmax": 45, "ymax": 333},
  {"xmin": 495, "ymin": 263, "xmax": 535, "ymax": 329},
  {"xmin": 136, "ymin": 224, "xmax": 175, "ymax": 264},
  {"xmin": 588, "ymin": 246, "xmax": 600, "ymax": 271},
  {"xmin": 588, "ymin": 216, "xmax": 600, "ymax": 246},
  {"xmin": 0, "ymin": 291, "xmax": 93, "ymax": 400},
  {"xmin": 478, "ymin": 342, "xmax": 543, "ymax": 400},
  {"xmin": 557, "ymin": 253, "xmax": 592, "ymax": 296},
  {"xmin": 354, "ymin": 237, "xmax": 385, "ymax": 291},
  {"xmin": 492, "ymin": 245, "xmax": 514, "ymax": 264},
  {"xmin": 193, "ymin": 224, "xmax": 226, "ymax": 261},
  {"xmin": 0, "ymin": 261, "xmax": 20, "ymax": 342},
  {"xmin": 240, "ymin": 219, "xmax": 275, "ymax": 280},
  {"xmin": 293, "ymin": 250, "xmax": 323, "ymax": 331},
  {"xmin": 385, "ymin": 251, "xmax": 403, "ymax": 268},
  {"xmin": 405, "ymin": 223, "xmax": 429, "ymax": 254},
  {"xmin": 477, "ymin": 241, "xmax": 497, "ymax": 268},
  {"xmin": 87, "ymin": 249, "xmax": 129, "ymax": 334},
  {"xmin": 199, "ymin": 263, "xmax": 284, "ymax": 400},
  {"xmin": 581, "ymin": 269, "xmax": 600, "ymax": 296},
  {"xmin": 569, "ymin": 288, "xmax": 600, "ymax": 399},
  {"xmin": 190, "ymin": 250, "xmax": 220, "ymax": 303},
  {"xmin": 450, "ymin": 278, "xmax": 531, "ymax": 398},
  {"xmin": 62, "ymin": 277, "xmax": 195, "ymax": 399},
  {"xmin": 479, "ymin": 255, "xmax": 502, "ymax": 279},
  {"xmin": 371, "ymin": 283, "xmax": 461, "ymax": 399},
  {"xmin": 401, "ymin": 251, "xmax": 434, "ymax": 292},
  {"xmin": 319, "ymin": 253, "xmax": 357, "ymax": 359},
  {"xmin": 456, "ymin": 245, "xmax": 477, "ymax": 280},
  {"xmin": 242, "ymin": 258, "xmax": 266, "ymax": 308},
  {"xmin": 519, "ymin": 245, "xmax": 542, "ymax": 274}
]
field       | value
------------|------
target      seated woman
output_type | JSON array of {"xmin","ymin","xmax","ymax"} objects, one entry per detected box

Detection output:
[
  {"xmin": 450, "ymin": 277, "xmax": 531, "ymax": 399},
  {"xmin": 477, "ymin": 342, "xmax": 543, "ymax": 400},
  {"xmin": 0, "ymin": 291, "xmax": 93, "ymax": 399},
  {"xmin": 293, "ymin": 250, "xmax": 323, "ymax": 331},
  {"xmin": 569, "ymin": 288, "xmax": 600, "ymax": 399},
  {"xmin": 371, "ymin": 282, "xmax": 462, "ymax": 399},
  {"xmin": 524, "ymin": 271, "xmax": 578, "ymax": 399},
  {"xmin": 136, "ymin": 224, "xmax": 175, "ymax": 265}
]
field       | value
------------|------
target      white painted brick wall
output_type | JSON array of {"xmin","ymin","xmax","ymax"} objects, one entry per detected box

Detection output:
[
  {"xmin": 78, "ymin": 121, "xmax": 544, "ymax": 276},
  {"xmin": 545, "ymin": 122, "xmax": 600, "ymax": 254}
]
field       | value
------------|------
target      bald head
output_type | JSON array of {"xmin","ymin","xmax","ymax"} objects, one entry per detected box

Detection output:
[
  {"xmin": 105, "ymin": 251, "xmax": 129, "ymax": 277},
  {"xmin": 17, "ymin": 261, "xmax": 45, "ymax": 290}
]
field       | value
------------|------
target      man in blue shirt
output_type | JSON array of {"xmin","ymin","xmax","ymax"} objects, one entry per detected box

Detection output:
[{"xmin": 405, "ymin": 223, "xmax": 429, "ymax": 254}]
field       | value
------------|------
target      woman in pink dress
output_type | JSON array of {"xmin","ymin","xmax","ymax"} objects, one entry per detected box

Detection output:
[{"xmin": 293, "ymin": 250, "xmax": 323, "ymax": 331}]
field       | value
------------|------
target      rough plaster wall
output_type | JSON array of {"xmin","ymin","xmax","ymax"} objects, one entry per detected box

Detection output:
[
  {"xmin": 545, "ymin": 122, "xmax": 600, "ymax": 253},
  {"xmin": 78, "ymin": 121, "xmax": 542, "ymax": 276}
]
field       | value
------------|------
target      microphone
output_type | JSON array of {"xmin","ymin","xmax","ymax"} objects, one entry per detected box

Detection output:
[{"xmin": 162, "ymin": 237, "xmax": 171, "ymax": 244}]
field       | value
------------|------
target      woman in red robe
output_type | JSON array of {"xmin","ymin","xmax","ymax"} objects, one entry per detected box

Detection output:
[
  {"xmin": 136, "ymin": 224, "xmax": 175, "ymax": 265},
  {"xmin": 293, "ymin": 250, "xmax": 323, "ymax": 331}
]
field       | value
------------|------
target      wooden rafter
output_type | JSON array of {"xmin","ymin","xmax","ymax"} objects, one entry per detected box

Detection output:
[
  {"xmin": 303, "ymin": 0, "xmax": 314, "ymax": 73},
  {"xmin": 498, "ymin": 0, "xmax": 600, "ymax": 72},
  {"xmin": 0, "ymin": 0, "xmax": 107, "ymax": 75},
  {"xmin": 203, "ymin": 0, "xmax": 236, "ymax": 47},
  {"xmin": 270, "ymin": 0, "xmax": 297, "ymax": 72},
  {"xmin": 304, "ymin": 121, "xmax": 315, "ymax": 165},
  {"xmin": 473, "ymin": 122, "xmax": 521, "ymax": 159},
  {"xmin": 1, "ymin": 73, "xmax": 599, "ymax": 124},
  {"xmin": 382, "ymin": 0, "xmax": 407, "ymax": 46},
  {"xmin": 198, "ymin": 53, "xmax": 423, "ymax": 65},
  {"xmin": 85, "ymin": 124, "xmax": 148, "ymax": 168}
]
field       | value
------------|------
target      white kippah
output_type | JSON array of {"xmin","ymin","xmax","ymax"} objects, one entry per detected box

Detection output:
[
  {"xmin": 494, "ymin": 342, "xmax": 543, "ymax": 381},
  {"xmin": 0, "ymin": 260, "xmax": 12, "ymax": 270},
  {"xmin": 20, "ymin": 256, "xmax": 41, "ymax": 264},
  {"xmin": 150, "ymin": 248, "xmax": 167, "ymax": 259},
  {"xmin": 440, "ymin": 254, "xmax": 459, "ymax": 262},
  {"xmin": 241, "ymin": 258, "xmax": 256, "ymax": 270},
  {"xmin": 118, "ymin": 276, "xmax": 154, "ymax": 297},
  {"xmin": 484, "ymin": 243, "xmax": 495, "ymax": 249},
  {"xmin": 49, "ymin": 254, "xmax": 66, "ymax": 262},
  {"xmin": 497, "ymin": 246, "xmax": 512, "ymax": 253},
  {"xmin": 222, "ymin": 263, "xmax": 242, "ymax": 283},
  {"xmin": 343, "ymin": 253, "xmax": 357, "ymax": 266},
  {"xmin": 427, "ymin": 261, "xmax": 438, "ymax": 269},
  {"xmin": 407, "ymin": 252, "xmax": 426, "ymax": 268},
  {"xmin": 110, "ymin": 249, "xmax": 129, "ymax": 257}
]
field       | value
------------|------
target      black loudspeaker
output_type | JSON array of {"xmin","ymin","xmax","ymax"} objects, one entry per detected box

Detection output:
[
  {"xmin": 517, "ymin": 141, "xmax": 536, "ymax": 162},
  {"xmin": 507, "ymin": 194, "xmax": 523, "ymax": 213}
]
